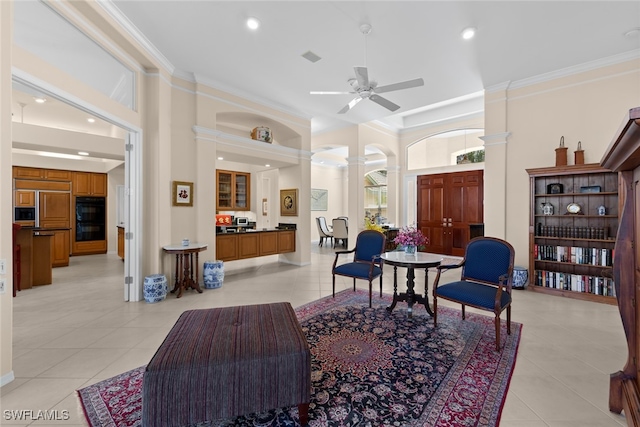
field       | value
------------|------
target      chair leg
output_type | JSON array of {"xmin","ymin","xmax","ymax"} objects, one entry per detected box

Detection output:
[
  {"xmin": 507, "ymin": 306, "xmax": 512, "ymax": 335},
  {"xmin": 332, "ymin": 275, "xmax": 335, "ymax": 298},
  {"xmin": 368, "ymin": 280, "xmax": 372, "ymax": 308},
  {"xmin": 495, "ymin": 315, "xmax": 501, "ymax": 351},
  {"xmin": 352, "ymin": 278, "xmax": 356, "ymax": 292},
  {"xmin": 461, "ymin": 305, "xmax": 466, "ymax": 320},
  {"xmin": 379, "ymin": 274, "xmax": 383, "ymax": 297},
  {"xmin": 433, "ymin": 296, "xmax": 438, "ymax": 326}
]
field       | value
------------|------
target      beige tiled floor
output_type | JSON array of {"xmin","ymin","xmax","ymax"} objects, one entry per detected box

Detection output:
[{"xmin": 0, "ymin": 244, "xmax": 629, "ymax": 426}]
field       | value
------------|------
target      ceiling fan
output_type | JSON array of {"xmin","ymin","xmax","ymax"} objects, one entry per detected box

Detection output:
[{"xmin": 310, "ymin": 24, "xmax": 424, "ymax": 114}]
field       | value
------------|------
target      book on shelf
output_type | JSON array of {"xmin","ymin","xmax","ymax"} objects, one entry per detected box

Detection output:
[
  {"xmin": 534, "ymin": 244, "xmax": 613, "ymax": 267},
  {"xmin": 534, "ymin": 269, "xmax": 616, "ymax": 297}
]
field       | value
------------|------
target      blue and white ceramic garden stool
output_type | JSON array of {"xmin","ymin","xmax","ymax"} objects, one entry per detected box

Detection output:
[
  {"xmin": 512, "ymin": 266, "xmax": 528, "ymax": 289},
  {"xmin": 203, "ymin": 260, "xmax": 224, "ymax": 289},
  {"xmin": 144, "ymin": 274, "xmax": 168, "ymax": 303}
]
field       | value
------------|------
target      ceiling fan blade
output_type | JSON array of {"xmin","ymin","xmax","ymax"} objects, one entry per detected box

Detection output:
[
  {"xmin": 369, "ymin": 94, "xmax": 400, "ymax": 112},
  {"xmin": 374, "ymin": 78, "xmax": 424, "ymax": 94},
  {"xmin": 310, "ymin": 91, "xmax": 354, "ymax": 95},
  {"xmin": 353, "ymin": 66, "xmax": 369, "ymax": 88},
  {"xmin": 337, "ymin": 96, "xmax": 363, "ymax": 114}
]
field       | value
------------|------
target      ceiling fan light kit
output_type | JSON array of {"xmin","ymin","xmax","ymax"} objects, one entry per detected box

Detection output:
[{"xmin": 310, "ymin": 23, "xmax": 424, "ymax": 114}]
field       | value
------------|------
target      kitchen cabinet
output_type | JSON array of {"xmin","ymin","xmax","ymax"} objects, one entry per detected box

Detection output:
[
  {"xmin": 216, "ymin": 230, "xmax": 295, "ymax": 261},
  {"xmin": 238, "ymin": 233, "xmax": 260, "ymax": 259},
  {"xmin": 73, "ymin": 240, "xmax": 107, "ymax": 255},
  {"xmin": 277, "ymin": 230, "xmax": 296, "ymax": 253},
  {"xmin": 16, "ymin": 229, "xmax": 53, "ymax": 288},
  {"xmin": 44, "ymin": 169, "xmax": 72, "ymax": 181},
  {"xmin": 73, "ymin": 172, "xmax": 107, "ymax": 196},
  {"xmin": 50, "ymin": 229, "xmax": 70, "ymax": 267},
  {"xmin": 32, "ymin": 233, "xmax": 53, "ymax": 285},
  {"xmin": 216, "ymin": 170, "xmax": 250, "ymax": 211},
  {"xmin": 39, "ymin": 192, "xmax": 71, "ymax": 229},
  {"xmin": 14, "ymin": 190, "xmax": 35, "ymax": 207},
  {"xmin": 13, "ymin": 166, "xmax": 72, "ymax": 181},
  {"xmin": 13, "ymin": 166, "xmax": 44, "ymax": 180}
]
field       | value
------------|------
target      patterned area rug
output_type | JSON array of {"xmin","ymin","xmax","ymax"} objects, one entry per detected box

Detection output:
[{"xmin": 78, "ymin": 289, "xmax": 521, "ymax": 427}]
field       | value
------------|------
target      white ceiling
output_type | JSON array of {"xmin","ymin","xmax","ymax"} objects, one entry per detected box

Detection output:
[
  {"xmin": 10, "ymin": 1, "xmax": 640, "ymax": 165},
  {"xmin": 107, "ymin": 1, "xmax": 640, "ymax": 133}
]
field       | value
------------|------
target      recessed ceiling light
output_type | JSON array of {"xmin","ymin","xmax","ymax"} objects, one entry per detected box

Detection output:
[
  {"xmin": 461, "ymin": 27, "xmax": 476, "ymax": 40},
  {"xmin": 34, "ymin": 97, "xmax": 46, "ymax": 103},
  {"xmin": 265, "ymin": 164, "xmax": 270, "ymax": 167},
  {"xmin": 78, "ymin": 151, "xmax": 89, "ymax": 156},
  {"xmin": 217, "ymin": 157, "xmax": 224, "ymax": 160},
  {"xmin": 87, "ymin": 118, "xmax": 95, "ymax": 123},
  {"xmin": 246, "ymin": 17, "xmax": 260, "ymax": 30}
]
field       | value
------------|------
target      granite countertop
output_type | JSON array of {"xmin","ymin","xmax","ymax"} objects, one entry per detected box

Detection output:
[{"xmin": 217, "ymin": 228, "xmax": 294, "ymax": 234}]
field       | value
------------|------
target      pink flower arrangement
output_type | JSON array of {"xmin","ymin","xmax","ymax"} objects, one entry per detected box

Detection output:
[{"xmin": 393, "ymin": 225, "xmax": 428, "ymax": 249}]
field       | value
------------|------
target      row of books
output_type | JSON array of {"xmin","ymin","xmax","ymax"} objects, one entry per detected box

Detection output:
[
  {"xmin": 534, "ymin": 244, "xmax": 613, "ymax": 266},
  {"xmin": 533, "ymin": 270, "xmax": 616, "ymax": 296}
]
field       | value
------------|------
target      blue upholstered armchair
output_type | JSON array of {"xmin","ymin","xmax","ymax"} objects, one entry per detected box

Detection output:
[
  {"xmin": 332, "ymin": 230, "xmax": 386, "ymax": 308},
  {"xmin": 432, "ymin": 237, "xmax": 515, "ymax": 351}
]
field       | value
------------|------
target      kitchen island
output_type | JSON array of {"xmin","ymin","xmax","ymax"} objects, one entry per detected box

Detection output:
[
  {"xmin": 15, "ymin": 228, "xmax": 54, "ymax": 288},
  {"xmin": 216, "ymin": 229, "xmax": 295, "ymax": 261}
]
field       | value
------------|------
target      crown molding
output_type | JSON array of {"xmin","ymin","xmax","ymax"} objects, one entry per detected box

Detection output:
[
  {"xmin": 192, "ymin": 73, "xmax": 313, "ymax": 123},
  {"xmin": 97, "ymin": 1, "xmax": 175, "ymax": 74},
  {"xmin": 487, "ymin": 49, "xmax": 640, "ymax": 94},
  {"xmin": 398, "ymin": 110, "xmax": 484, "ymax": 135}
]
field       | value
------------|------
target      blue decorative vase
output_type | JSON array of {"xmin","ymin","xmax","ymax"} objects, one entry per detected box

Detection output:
[
  {"xmin": 144, "ymin": 274, "xmax": 167, "ymax": 303},
  {"xmin": 404, "ymin": 245, "xmax": 417, "ymax": 255},
  {"xmin": 203, "ymin": 261, "xmax": 224, "ymax": 289},
  {"xmin": 512, "ymin": 266, "xmax": 528, "ymax": 289}
]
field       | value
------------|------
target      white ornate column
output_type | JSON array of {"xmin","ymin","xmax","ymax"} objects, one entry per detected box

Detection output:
[
  {"xmin": 346, "ymin": 154, "xmax": 366, "ymax": 243},
  {"xmin": 480, "ymin": 132, "xmax": 510, "ymax": 239}
]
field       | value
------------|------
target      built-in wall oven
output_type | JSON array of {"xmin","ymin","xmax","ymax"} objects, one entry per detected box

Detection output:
[{"xmin": 75, "ymin": 197, "xmax": 106, "ymax": 241}]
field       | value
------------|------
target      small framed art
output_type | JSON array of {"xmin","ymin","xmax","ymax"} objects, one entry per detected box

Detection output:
[
  {"xmin": 172, "ymin": 181, "xmax": 194, "ymax": 206},
  {"xmin": 280, "ymin": 188, "xmax": 298, "ymax": 216},
  {"xmin": 311, "ymin": 188, "xmax": 328, "ymax": 211}
]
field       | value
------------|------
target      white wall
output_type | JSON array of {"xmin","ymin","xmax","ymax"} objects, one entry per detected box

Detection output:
[{"xmin": 310, "ymin": 163, "xmax": 347, "ymax": 242}]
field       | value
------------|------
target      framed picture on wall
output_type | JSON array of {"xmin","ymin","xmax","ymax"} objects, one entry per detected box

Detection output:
[
  {"xmin": 311, "ymin": 188, "xmax": 328, "ymax": 211},
  {"xmin": 280, "ymin": 188, "xmax": 298, "ymax": 216},
  {"xmin": 172, "ymin": 181, "xmax": 193, "ymax": 206}
]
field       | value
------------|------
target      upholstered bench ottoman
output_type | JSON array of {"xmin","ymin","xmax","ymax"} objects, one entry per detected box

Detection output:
[{"xmin": 142, "ymin": 302, "xmax": 311, "ymax": 426}]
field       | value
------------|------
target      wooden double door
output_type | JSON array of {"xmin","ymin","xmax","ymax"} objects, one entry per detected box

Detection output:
[{"xmin": 417, "ymin": 170, "xmax": 483, "ymax": 256}]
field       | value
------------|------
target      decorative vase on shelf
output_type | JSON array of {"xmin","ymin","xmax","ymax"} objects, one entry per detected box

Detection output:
[{"xmin": 404, "ymin": 245, "xmax": 417, "ymax": 255}]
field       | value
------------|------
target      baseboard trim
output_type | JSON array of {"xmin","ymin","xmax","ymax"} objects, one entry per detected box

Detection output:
[{"xmin": 0, "ymin": 370, "xmax": 15, "ymax": 387}]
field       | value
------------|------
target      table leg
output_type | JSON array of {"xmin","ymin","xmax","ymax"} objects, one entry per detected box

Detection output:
[
  {"xmin": 193, "ymin": 252, "xmax": 203, "ymax": 293},
  {"xmin": 406, "ymin": 267, "xmax": 416, "ymax": 318},
  {"xmin": 386, "ymin": 265, "xmax": 399, "ymax": 313},
  {"xmin": 170, "ymin": 254, "xmax": 180, "ymax": 295},
  {"xmin": 176, "ymin": 254, "xmax": 186, "ymax": 298},
  {"xmin": 423, "ymin": 267, "xmax": 434, "ymax": 316}
]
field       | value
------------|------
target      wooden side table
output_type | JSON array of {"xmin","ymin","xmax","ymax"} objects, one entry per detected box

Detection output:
[
  {"xmin": 380, "ymin": 251, "xmax": 443, "ymax": 317},
  {"xmin": 162, "ymin": 243, "xmax": 208, "ymax": 298}
]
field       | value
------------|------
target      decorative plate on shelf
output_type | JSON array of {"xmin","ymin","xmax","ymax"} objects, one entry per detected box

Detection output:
[{"xmin": 566, "ymin": 202, "xmax": 582, "ymax": 215}]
